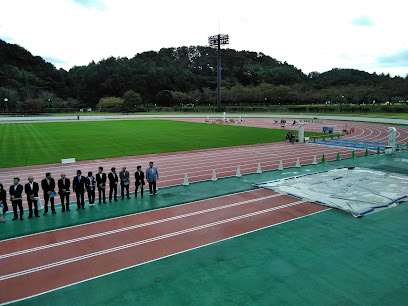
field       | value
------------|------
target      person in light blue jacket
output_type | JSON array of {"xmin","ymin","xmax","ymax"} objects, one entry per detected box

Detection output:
[{"xmin": 145, "ymin": 162, "xmax": 159, "ymax": 196}]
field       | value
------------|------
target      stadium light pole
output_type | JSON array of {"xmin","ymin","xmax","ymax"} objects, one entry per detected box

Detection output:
[{"xmin": 208, "ymin": 34, "xmax": 229, "ymax": 112}]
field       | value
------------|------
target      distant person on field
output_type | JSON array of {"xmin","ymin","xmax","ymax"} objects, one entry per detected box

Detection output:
[
  {"xmin": 146, "ymin": 162, "xmax": 159, "ymax": 196},
  {"xmin": 108, "ymin": 167, "xmax": 118, "ymax": 202},
  {"xmin": 134, "ymin": 166, "xmax": 145, "ymax": 198},
  {"xmin": 86, "ymin": 171, "xmax": 96, "ymax": 206},
  {"xmin": 73, "ymin": 170, "xmax": 87, "ymax": 210},
  {"xmin": 96, "ymin": 166, "xmax": 107, "ymax": 204},
  {"xmin": 58, "ymin": 173, "xmax": 71, "ymax": 212},
  {"xmin": 25, "ymin": 176, "xmax": 40, "ymax": 219},
  {"xmin": 9, "ymin": 178, "xmax": 24, "ymax": 221},
  {"xmin": 41, "ymin": 173, "xmax": 56, "ymax": 215},
  {"xmin": 119, "ymin": 167, "xmax": 130, "ymax": 199},
  {"xmin": 0, "ymin": 183, "xmax": 9, "ymax": 223}
]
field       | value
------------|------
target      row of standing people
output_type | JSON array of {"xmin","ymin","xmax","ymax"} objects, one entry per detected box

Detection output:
[{"xmin": 0, "ymin": 162, "xmax": 159, "ymax": 222}]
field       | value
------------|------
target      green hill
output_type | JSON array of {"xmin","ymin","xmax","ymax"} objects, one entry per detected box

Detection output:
[{"xmin": 0, "ymin": 39, "xmax": 407, "ymax": 112}]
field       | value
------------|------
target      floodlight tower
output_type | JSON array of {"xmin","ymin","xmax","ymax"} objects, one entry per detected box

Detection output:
[{"xmin": 208, "ymin": 33, "xmax": 229, "ymax": 112}]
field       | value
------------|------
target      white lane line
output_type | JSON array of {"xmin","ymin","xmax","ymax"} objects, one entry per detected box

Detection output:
[
  {"xmin": 0, "ymin": 142, "xmax": 352, "ymax": 178},
  {"xmin": 0, "ymin": 145, "xmax": 355, "ymax": 186},
  {"xmin": 0, "ymin": 146, "xmax": 354, "ymax": 207},
  {"xmin": 0, "ymin": 193, "xmax": 283, "ymax": 259},
  {"xmin": 0, "ymin": 200, "xmax": 304, "ymax": 281},
  {"xmin": 0, "ymin": 189, "xmax": 264, "ymax": 243},
  {"xmin": 0, "ymin": 207, "xmax": 332, "ymax": 306}
]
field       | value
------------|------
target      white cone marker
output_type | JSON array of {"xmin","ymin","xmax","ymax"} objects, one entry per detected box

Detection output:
[
  {"xmin": 183, "ymin": 173, "xmax": 189, "ymax": 186},
  {"xmin": 211, "ymin": 169, "xmax": 217, "ymax": 181},
  {"xmin": 312, "ymin": 155, "xmax": 317, "ymax": 165},
  {"xmin": 278, "ymin": 160, "xmax": 283, "ymax": 170},
  {"xmin": 256, "ymin": 163, "xmax": 262, "ymax": 173},
  {"xmin": 296, "ymin": 157, "xmax": 301, "ymax": 167},
  {"xmin": 236, "ymin": 166, "xmax": 241, "ymax": 177}
]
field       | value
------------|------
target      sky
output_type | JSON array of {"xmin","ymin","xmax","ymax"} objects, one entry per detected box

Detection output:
[{"xmin": 0, "ymin": 0, "xmax": 407, "ymax": 77}]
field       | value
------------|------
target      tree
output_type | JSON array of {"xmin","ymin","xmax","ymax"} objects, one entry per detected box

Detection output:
[
  {"xmin": 171, "ymin": 91, "xmax": 191, "ymax": 105},
  {"xmin": 21, "ymin": 98, "xmax": 43, "ymax": 113},
  {"xmin": 154, "ymin": 90, "xmax": 174, "ymax": 106},
  {"xmin": 123, "ymin": 90, "xmax": 143, "ymax": 111},
  {"xmin": 97, "ymin": 97, "xmax": 123, "ymax": 110},
  {"xmin": 308, "ymin": 71, "xmax": 320, "ymax": 79}
]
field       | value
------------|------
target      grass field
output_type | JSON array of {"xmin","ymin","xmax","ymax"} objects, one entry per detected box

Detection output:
[{"xmin": 0, "ymin": 120, "xmax": 320, "ymax": 168}]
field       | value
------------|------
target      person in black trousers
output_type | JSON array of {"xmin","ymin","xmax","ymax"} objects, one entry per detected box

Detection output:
[
  {"xmin": 134, "ymin": 166, "xmax": 145, "ymax": 198},
  {"xmin": 0, "ymin": 183, "xmax": 9, "ymax": 223},
  {"xmin": 108, "ymin": 167, "xmax": 118, "ymax": 202},
  {"xmin": 25, "ymin": 176, "xmax": 40, "ymax": 218},
  {"xmin": 41, "ymin": 172, "xmax": 56, "ymax": 215},
  {"xmin": 86, "ymin": 171, "xmax": 96, "ymax": 206},
  {"xmin": 96, "ymin": 166, "xmax": 107, "ymax": 204},
  {"xmin": 119, "ymin": 166, "xmax": 130, "ymax": 199},
  {"xmin": 9, "ymin": 177, "xmax": 24, "ymax": 220},
  {"xmin": 58, "ymin": 173, "xmax": 71, "ymax": 212},
  {"xmin": 73, "ymin": 170, "xmax": 87, "ymax": 209}
]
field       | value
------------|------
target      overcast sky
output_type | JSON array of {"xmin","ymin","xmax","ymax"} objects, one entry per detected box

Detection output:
[{"xmin": 1, "ymin": 0, "xmax": 407, "ymax": 76}]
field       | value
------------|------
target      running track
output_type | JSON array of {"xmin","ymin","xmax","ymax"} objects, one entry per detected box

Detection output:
[
  {"xmin": 0, "ymin": 118, "xmax": 407, "ymax": 304},
  {"xmin": 0, "ymin": 188, "xmax": 329, "ymax": 304},
  {"xmin": 0, "ymin": 119, "xmax": 407, "ymax": 209}
]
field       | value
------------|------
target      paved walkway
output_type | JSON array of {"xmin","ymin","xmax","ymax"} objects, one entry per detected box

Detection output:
[{"xmin": 0, "ymin": 114, "xmax": 407, "ymax": 124}]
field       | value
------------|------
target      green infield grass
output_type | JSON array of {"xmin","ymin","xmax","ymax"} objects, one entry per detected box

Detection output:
[{"xmin": 0, "ymin": 120, "xmax": 320, "ymax": 168}]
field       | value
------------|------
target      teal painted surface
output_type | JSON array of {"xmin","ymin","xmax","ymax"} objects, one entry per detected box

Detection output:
[
  {"xmin": 2, "ymin": 151, "xmax": 406, "ymax": 241},
  {"xmin": 13, "ymin": 202, "xmax": 408, "ymax": 305},
  {"xmin": 5, "ymin": 151, "xmax": 408, "ymax": 305}
]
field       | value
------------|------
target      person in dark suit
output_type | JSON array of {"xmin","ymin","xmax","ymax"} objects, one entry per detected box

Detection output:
[
  {"xmin": 108, "ymin": 167, "xmax": 118, "ymax": 202},
  {"xmin": 58, "ymin": 173, "xmax": 71, "ymax": 212},
  {"xmin": 24, "ymin": 176, "xmax": 40, "ymax": 219},
  {"xmin": 0, "ymin": 183, "xmax": 9, "ymax": 223},
  {"xmin": 73, "ymin": 170, "xmax": 87, "ymax": 210},
  {"xmin": 96, "ymin": 166, "xmax": 107, "ymax": 204},
  {"xmin": 134, "ymin": 166, "xmax": 145, "ymax": 198},
  {"xmin": 86, "ymin": 171, "xmax": 96, "ymax": 206},
  {"xmin": 9, "ymin": 177, "xmax": 24, "ymax": 220},
  {"xmin": 41, "ymin": 172, "xmax": 56, "ymax": 215},
  {"xmin": 119, "ymin": 166, "xmax": 130, "ymax": 199}
]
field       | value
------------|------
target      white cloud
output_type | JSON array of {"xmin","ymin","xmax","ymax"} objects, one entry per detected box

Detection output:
[
  {"xmin": 0, "ymin": 0, "xmax": 407, "ymax": 76},
  {"xmin": 352, "ymin": 15, "xmax": 374, "ymax": 26},
  {"xmin": 72, "ymin": 0, "xmax": 105, "ymax": 10}
]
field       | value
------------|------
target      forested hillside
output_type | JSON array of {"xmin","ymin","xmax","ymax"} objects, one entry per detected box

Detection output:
[{"xmin": 0, "ymin": 39, "xmax": 407, "ymax": 113}]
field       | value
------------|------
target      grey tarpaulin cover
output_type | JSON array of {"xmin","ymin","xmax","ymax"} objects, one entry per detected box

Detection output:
[{"xmin": 255, "ymin": 167, "xmax": 408, "ymax": 217}]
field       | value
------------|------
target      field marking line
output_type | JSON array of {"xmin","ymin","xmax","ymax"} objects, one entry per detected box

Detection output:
[
  {"xmin": 0, "ymin": 193, "xmax": 283, "ymax": 259},
  {"xmin": 0, "ymin": 189, "xmax": 264, "ymax": 243},
  {"xmin": 0, "ymin": 144, "xmax": 348, "ymax": 210},
  {"xmin": 0, "ymin": 200, "xmax": 306, "ymax": 281},
  {"xmin": 0, "ymin": 142, "xmax": 354, "ymax": 177},
  {"xmin": 1, "ymin": 207, "xmax": 331, "ymax": 306},
  {"xmin": 0, "ymin": 145, "xmax": 359, "ymax": 187}
]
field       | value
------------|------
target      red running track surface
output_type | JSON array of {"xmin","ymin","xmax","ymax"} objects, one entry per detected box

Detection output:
[{"xmin": 0, "ymin": 188, "xmax": 329, "ymax": 303}]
